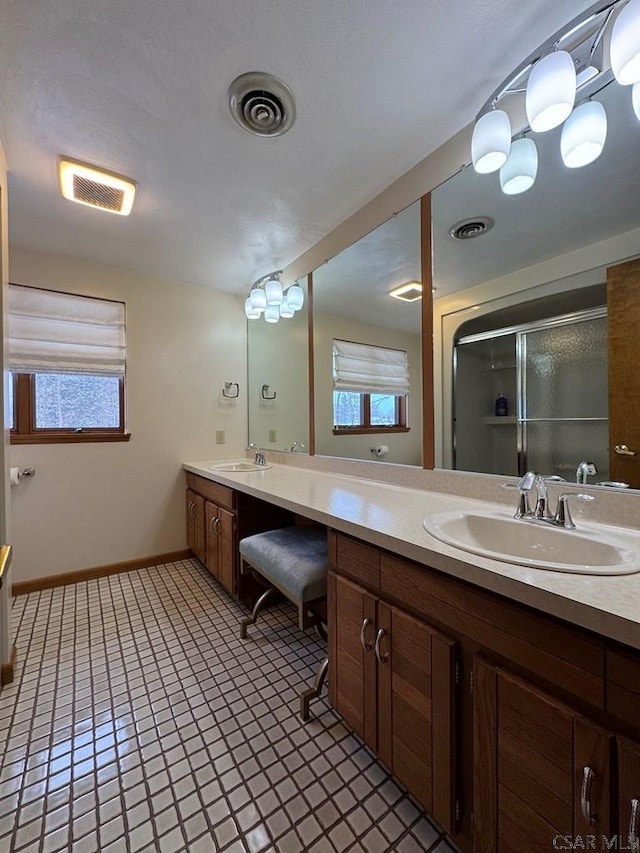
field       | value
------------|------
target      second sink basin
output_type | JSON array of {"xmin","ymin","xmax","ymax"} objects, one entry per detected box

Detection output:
[
  {"xmin": 423, "ymin": 510, "xmax": 640, "ymax": 575},
  {"xmin": 208, "ymin": 460, "xmax": 271, "ymax": 472}
]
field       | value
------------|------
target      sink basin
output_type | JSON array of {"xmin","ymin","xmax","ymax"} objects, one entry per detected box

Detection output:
[
  {"xmin": 423, "ymin": 510, "xmax": 640, "ymax": 575},
  {"xmin": 208, "ymin": 460, "xmax": 271, "ymax": 472}
]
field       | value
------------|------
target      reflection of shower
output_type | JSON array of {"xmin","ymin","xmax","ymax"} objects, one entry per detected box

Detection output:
[{"xmin": 454, "ymin": 307, "xmax": 608, "ymax": 479}]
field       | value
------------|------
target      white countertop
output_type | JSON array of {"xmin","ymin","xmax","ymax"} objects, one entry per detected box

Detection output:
[{"xmin": 183, "ymin": 460, "xmax": 640, "ymax": 650}]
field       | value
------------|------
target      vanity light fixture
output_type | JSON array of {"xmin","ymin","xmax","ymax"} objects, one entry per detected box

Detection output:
[
  {"xmin": 244, "ymin": 271, "xmax": 305, "ymax": 322},
  {"xmin": 389, "ymin": 282, "xmax": 423, "ymax": 302},
  {"xmin": 471, "ymin": 0, "xmax": 639, "ymax": 195},
  {"xmin": 59, "ymin": 158, "xmax": 136, "ymax": 215}
]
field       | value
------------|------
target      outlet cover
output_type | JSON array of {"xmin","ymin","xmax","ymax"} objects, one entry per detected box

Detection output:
[
  {"xmin": 268, "ymin": 429, "xmax": 277, "ymax": 443},
  {"xmin": 216, "ymin": 430, "xmax": 225, "ymax": 445}
]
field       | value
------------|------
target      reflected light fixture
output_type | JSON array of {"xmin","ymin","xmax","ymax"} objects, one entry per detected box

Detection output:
[
  {"xmin": 560, "ymin": 100, "xmax": 607, "ymax": 168},
  {"xmin": 389, "ymin": 282, "xmax": 423, "ymax": 302},
  {"xmin": 526, "ymin": 50, "xmax": 576, "ymax": 132},
  {"xmin": 499, "ymin": 138, "xmax": 538, "ymax": 195},
  {"xmin": 59, "ymin": 158, "xmax": 136, "ymax": 215},
  {"xmin": 244, "ymin": 271, "xmax": 305, "ymax": 322},
  {"xmin": 610, "ymin": 0, "xmax": 640, "ymax": 84},
  {"xmin": 471, "ymin": 0, "xmax": 636, "ymax": 197},
  {"xmin": 471, "ymin": 110, "xmax": 511, "ymax": 173}
]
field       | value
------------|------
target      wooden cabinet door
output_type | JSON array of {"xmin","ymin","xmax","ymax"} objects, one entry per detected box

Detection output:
[
  {"xmin": 204, "ymin": 500, "xmax": 220, "ymax": 580},
  {"xmin": 217, "ymin": 506, "xmax": 236, "ymax": 595},
  {"xmin": 619, "ymin": 737, "xmax": 640, "ymax": 847},
  {"xmin": 377, "ymin": 603, "xmax": 457, "ymax": 834},
  {"xmin": 329, "ymin": 573, "xmax": 377, "ymax": 750},
  {"xmin": 473, "ymin": 659, "xmax": 612, "ymax": 853},
  {"xmin": 191, "ymin": 493, "xmax": 205, "ymax": 564}
]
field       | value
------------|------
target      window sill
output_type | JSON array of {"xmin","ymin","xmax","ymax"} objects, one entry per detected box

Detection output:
[
  {"xmin": 11, "ymin": 433, "xmax": 131, "ymax": 445},
  {"xmin": 332, "ymin": 427, "xmax": 410, "ymax": 436}
]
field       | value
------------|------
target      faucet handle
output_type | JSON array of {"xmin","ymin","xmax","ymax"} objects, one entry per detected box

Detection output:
[
  {"xmin": 501, "ymin": 479, "xmax": 532, "ymax": 518},
  {"xmin": 555, "ymin": 493, "xmax": 595, "ymax": 529}
]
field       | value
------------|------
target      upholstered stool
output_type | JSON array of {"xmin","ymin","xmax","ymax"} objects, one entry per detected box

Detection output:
[{"xmin": 239, "ymin": 526, "xmax": 328, "ymax": 720}]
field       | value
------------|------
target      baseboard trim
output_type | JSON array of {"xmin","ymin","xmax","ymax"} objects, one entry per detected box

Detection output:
[
  {"xmin": 12, "ymin": 550, "xmax": 191, "ymax": 596},
  {"xmin": 1, "ymin": 644, "xmax": 17, "ymax": 686}
]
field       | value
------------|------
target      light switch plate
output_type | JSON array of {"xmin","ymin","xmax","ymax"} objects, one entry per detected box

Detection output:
[
  {"xmin": 216, "ymin": 430, "xmax": 225, "ymax": 445},
  {"xmin": 268, "ymin": 429, "xmax": 277, "ymax": 443}
]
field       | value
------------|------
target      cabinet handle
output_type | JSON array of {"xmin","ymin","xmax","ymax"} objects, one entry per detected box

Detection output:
[
  {"xmin": 629, "ymin": 798, "xmax": 640, "ymax": 843},
  {"xmin": 580, "ymin": 766, "xmax": 596, "ymax": 826},
  {"xmin": 374, "ymin": 628, "xmax": 389, "ymax": 664},
  {"xmin": 188, "ymin": 500, "xmax": 195, "ymax": 515},
  {"xmin": 215, "ymin": 516, "xmax": 221, "ymax": 533},
  {"xmin": 360, "ymin": 618, "xmax": 373, "ymax": 651},
  {"xmin": 210, "ymin": 516, "xmax": 219, "ymax": 534}
]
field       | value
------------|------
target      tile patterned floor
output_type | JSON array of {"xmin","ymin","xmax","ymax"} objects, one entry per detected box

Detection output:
[{"xmin": 0, "ymin": 559, "xmax": 458, "ymax": 853}]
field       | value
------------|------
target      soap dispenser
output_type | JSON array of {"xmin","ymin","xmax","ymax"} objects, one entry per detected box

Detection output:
[{"xmin": 495, "ymin": 392, "xmax": 508, "ymax": 417}]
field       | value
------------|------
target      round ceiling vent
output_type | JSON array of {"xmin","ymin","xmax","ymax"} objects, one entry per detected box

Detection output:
[
  {"xmin": 449, "ymin": 217, "xmax": 495, "ymax": 240},
  {"xmin": 227, "ymin": 72, "xmax": 296, "ymax": 137}
]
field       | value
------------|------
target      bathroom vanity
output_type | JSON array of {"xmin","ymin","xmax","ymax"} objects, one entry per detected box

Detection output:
[{"xmin": 183, "ymin": 459, "xmax": 640, "ymax": 852}]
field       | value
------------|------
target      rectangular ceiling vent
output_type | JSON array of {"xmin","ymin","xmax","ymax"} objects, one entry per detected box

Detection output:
[
  {"xmin": 73, "ymin": 174, "xmax": 124, "ymax": 212},
  {"xmin": 59, "ymin": 158, "xmax": 136, "ymax": 216}
]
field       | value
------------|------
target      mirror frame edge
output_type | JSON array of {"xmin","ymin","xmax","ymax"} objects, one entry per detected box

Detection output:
[{"xmin": 421, "ymin": 192, "xmax": 435, "ymax": 469}]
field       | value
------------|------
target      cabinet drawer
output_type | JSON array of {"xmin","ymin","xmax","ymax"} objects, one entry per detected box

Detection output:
[
  {"xmin": 332, "ymin": 532, "xmax": 381, "ymax": 590},
  {"xmin": 381, "ymin": 553, "xmax": 605, "ymax": 708},
  {"xmin": 607, "ymin": 647, "xmax": 640, "ymax": 729},
  {"xmin": 186, "ymin": 473, "xmax": 236, "ymax": 511}
]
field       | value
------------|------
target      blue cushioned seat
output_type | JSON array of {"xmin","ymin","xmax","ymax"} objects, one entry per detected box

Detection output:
[{"xmin": 239, "ymin": 526, "xmax": 327, "ymax": 607}]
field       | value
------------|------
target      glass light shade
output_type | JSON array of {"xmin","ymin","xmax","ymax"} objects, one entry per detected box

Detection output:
[
  {"xmin": 279, "ymin": 296, "xmax": 294, "ymax": 318},
  {"xmin": 633, "ymin": 82, "xmax": 640, "ymax": 120},
  {"xmin": 471, "ymin": 110, "xmax": 511, "ymax": 174},
  {"xmin": 249, "ymin": 287, "xmax": 267, "ymax": 311},
  {"xmin": 264, "ymin": 304, "xmax": 280, "ymax": 323},
  {"xmin": 526, "ymin": 51, "xmax": 576, "ymax": 132},
  {"xmin": 286, "ymin": 283, "xmax": 304, "ymax": 311},
  {"xmin": 611, "ymin": 0, "xmax": 640, "ymax": 85},
  {"xmin": 265, "ymin": 278, "xmax": 283, "ymax": 305},
  {"xmin": 499, "ymin": 138, "xmax": 538, "ymax": 195},
  {"xmin": 245, "ymin": 297, "xmax": 260, "ymax": 319},
  {"xmin": 561, "ymin": 101, "xmax": 607, "ymax": 168}
]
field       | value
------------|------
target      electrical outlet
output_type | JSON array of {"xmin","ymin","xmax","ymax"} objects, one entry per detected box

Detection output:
[
  {"xmin": 216, "ymin": 430, "xmax": 225, "ymax": 445},
  {"xmin": 268, "ymin": 429, "xmax": 277, "ymax": 443}
]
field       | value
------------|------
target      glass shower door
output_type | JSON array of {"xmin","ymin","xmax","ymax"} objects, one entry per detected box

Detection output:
[{"xmin": 519, "ymin": 310, "xmax": 608, "ymax": 480}]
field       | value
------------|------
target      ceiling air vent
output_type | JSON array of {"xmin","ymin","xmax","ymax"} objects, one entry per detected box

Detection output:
[
  {"xmin": 450, "ymin": 217, "xmax": 495, "ymax": 240},
  {"xmin": 58, "ymin": 158, "xmax": 136, "ymax": 216},
  {"xmin": 227, "ymin": 72, "xmax": 296, "ymax": 137}
]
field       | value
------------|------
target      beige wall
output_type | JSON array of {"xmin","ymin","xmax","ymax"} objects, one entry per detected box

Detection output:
[
  {"xmin": 314, "ymin": 311, "xmax": 422, "ymax": 466},
  {"xmin": 9, "ymin": 247, "xmax": 247, "ymax": 583}
]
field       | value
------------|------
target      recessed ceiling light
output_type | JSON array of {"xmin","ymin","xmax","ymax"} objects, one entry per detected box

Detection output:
[
  {"xmin": 58, "ymin": 158, "xmax": 136, "ymax": 216},
  {"xmin": 389, "ymin": 281, "xmax": 423, "ymax": 302}
]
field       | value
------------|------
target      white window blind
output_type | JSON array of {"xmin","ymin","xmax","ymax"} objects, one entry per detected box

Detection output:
[
  {"xmin": 8, "ymin": 285, "xmax": 126, "ymax": 376},
  {"xmin": 333, "ymin": 339, "xmax": 410, "ymax": 395}
]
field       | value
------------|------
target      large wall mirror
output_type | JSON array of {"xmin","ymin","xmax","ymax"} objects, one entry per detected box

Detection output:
[
  {"xmin": 312, "ymin": 199, "xmax": 424, "ymax": 465},
  {"xmin": 432, "ymin": 77, "xmax": 640, "ymax": 489},
  {"xmin": 247, "ymin": 276, "xmax": 310, "ymax": 453}
]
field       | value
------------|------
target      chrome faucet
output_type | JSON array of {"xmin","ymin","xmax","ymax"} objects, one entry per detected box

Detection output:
[
  {"xmin": 576, "ymin": 461, "xmax": 597, "ymax": 485},
  {"xmin": 290, "ymin": 441, "xmax": 306, "ymax": 452},
  {"xmin": 507, "ymin": 471, "xmax": 594, "ymax": 528},
  {"xmin": 245, "ymin": 443, "xmax": 266, "ymax": 466}
]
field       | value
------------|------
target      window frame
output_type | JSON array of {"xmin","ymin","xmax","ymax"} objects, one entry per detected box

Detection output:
[
  {"xmin": 332, "ymin": 390, "xmax": 409, "ymax": 435},
  {"xmin": 10, "ymin": 372, "xmax": 130, "ymax": 444}
]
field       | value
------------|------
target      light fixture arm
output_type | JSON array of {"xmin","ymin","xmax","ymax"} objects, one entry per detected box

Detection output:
[{"xmin": 248, "ymin": 269, "xmax": 283, "ymax": 293}]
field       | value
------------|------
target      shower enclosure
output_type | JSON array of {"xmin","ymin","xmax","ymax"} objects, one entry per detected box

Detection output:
[{"xmin": 453, "ymin": 307, "xmax": 608, "ymax": 480}]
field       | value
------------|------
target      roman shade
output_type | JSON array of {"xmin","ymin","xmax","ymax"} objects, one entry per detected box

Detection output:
[
  {"xmin": 333, "ymin": 339, "xmax": 410, "ymax": 395},
  {"xmin": 8, "ymin": 284, "xmax": 126, "ymax": 376}
]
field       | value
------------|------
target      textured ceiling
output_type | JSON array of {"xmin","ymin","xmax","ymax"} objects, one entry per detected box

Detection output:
[{"xmin": 0, "ymin": 0, "xmax": 596, "ymax": 293}]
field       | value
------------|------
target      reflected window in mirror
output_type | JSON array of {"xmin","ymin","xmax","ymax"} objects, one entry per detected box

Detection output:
[{"xmin": 332, "ymin": 339, "xmax": 409, "ymax": 434}]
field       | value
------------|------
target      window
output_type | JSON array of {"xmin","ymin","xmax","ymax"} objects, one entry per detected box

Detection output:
[
  {"xmin": 332, "ymin": 339, "xmax": 409, "ymax": 434},
  {"xmin": 8, "ymin": 284, "xmax": 128, "ymax": 443}
]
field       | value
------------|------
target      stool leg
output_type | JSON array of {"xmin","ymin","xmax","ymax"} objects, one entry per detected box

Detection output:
[
  {"xmin": 299, "ymin": 656, "xmax": 328, "ymax": 722},
  {"xmin": 240, "ymin": 588, "xmax": 274, "ymax": 639}
]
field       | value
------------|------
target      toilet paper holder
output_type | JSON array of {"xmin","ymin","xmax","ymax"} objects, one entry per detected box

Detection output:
[{"xmin": 19, "ymin": 468, "xmax": 36, "ymax": 478}]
